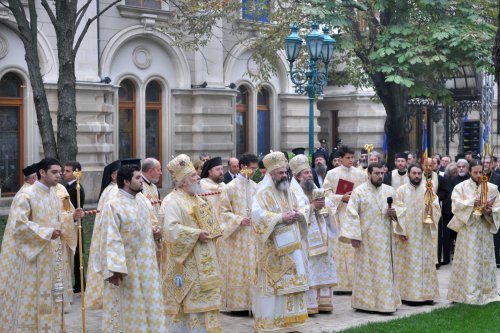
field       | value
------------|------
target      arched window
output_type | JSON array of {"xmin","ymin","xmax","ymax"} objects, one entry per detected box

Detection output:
[
  {"xmin": 236, "ymin": 86, "xmax": 249, "ymax": 156},
  {"xmin": 118, "ymin": 79, "xmax": 136, "ymax": 159},
  {"xmin": 145, "ymin": 80, "xmax": 162, "ymax": 164},
  {"xmin": 0, "ymin": 73, "xmax": 23, "ymax": 195},
  {"xmin": 257, "ymin": 88, "xmax": 271, "ymax": 156}
]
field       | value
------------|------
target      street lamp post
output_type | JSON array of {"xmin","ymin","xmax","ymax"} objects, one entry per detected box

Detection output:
[{"xmin": 284, "ymin": 22, "xmax": 336, "ymax": 157}]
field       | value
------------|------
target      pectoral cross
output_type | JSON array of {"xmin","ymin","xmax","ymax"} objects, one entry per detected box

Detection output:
[
  {"xmin": 41, "ymin": 291, "xmax": 51, "ymax": 299},
  {"xmin": 240, "ymin": 166, "xmax": 253, "ymax": 218},
  {"xmin": 41, "ymin": 323, "xmax": 51, "ymax": 333}
]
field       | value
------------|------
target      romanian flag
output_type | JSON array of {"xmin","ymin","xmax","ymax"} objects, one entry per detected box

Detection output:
[{"xmin": 422, "ymin": 124, "xmax": 428, "ymax": 161}]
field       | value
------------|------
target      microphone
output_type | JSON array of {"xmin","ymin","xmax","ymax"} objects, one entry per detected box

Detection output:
[{"xmin": 387, "ymin": 197, "xmax": 393, "ymax": 208}]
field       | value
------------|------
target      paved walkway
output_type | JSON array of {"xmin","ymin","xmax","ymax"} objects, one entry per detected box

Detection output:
[{"xmin": 66, "ymin": 265, "xmax": 499, "ymax": 333}]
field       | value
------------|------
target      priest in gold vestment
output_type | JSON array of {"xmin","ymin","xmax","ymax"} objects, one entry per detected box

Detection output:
[
  {"xmin": 289, "ymin": 154, "xmax": 337, "ymax": 314},
  {"xmin": 0, "ymin": 162, "xmax": 38, "ymax": 308},
  {"xmin": 447, "ymin": 160, "xmax": 500, "ymax": 305},
  {"xmin": 251, "ymin": 152, "xmax": 309, "ymax": 333},
  {"xmin": 97, "ymin": 164, "xmax": 166, "ymax": 332},
  {"xmin": 219, "ymin": 153, "xmax": 259, "ymax": 312},
  {"xmin": 341, "ymin": 163, "xmax": 403, "ymax": 313},
  {"xmin": 0, "ymin": 158, "xmax": 81, "ymax": 332},
  {"xmin": 200, "ymin": 156, "xmax": 226, "ymax": 213},
  {"xmin": 163, "ymin": 154, "xmax": 223, "ymax": 332},
  {"xmin": 323, "ymin": 145, "xmax": 366, "ymax": 292},
  {"xmin": 86, "ymin": 159, "xmax": 121, "ymax": 310},
  {"xmin": 394, "ymin": 164, "xmax": 440, "ymax": 303}
]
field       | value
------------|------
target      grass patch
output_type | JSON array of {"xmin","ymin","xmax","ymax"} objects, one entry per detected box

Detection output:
[
  {"xmin": 0, "ymin": 214, "xmax": 95, "ymax": 273},
  {"xmin": 338, "ymin": 302, "xmax": 500, "ymax": 333}
]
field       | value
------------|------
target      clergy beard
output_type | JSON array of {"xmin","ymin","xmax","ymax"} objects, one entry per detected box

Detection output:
[
  {"xmin": 300, "ymin": 178, "xmax": 315, "ymax": 195},
  {"xmin": 273, "ymin": 178, "xmax": 290, "ymax": 192},
  {"xmin": 361, "ymin": 160, "xmax": 368, "ymax": 168},
  {"xmin": 370, "ymin": 178, "xmax": 383, "ymax": 187},
  {"xmin": 210, "ymin": 175, "xmax": 224, "ymax": 184},
  {"xmin": 410, "ymin": 178, "xmax": 422, "ymax": 187},
  {"xmin": 458, "ymin": 172, "xmax": 468, "ymax": 177},
  {"xmin": 186, "ymin": 181, "xmax": 202, "ymax": 195},
  {"xmin": 316, "ymin": 164, "xmax": 327, "ymax": 177}
]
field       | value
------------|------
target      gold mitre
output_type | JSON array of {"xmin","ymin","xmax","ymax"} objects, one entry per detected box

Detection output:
[
  {"xmin": 167, "ymin": 154, "xmax": 195, "ymax": 181},
  {"xmin": 263, "ymin": 151, "xmax": 288, "ymax": 172},
  {"xmin": 363, "ymin": 144, "xmax": 374, "ymax": 153},
  {"xmin": 289, "ymin": 154, "xmax": 310, "ymax": 175}
]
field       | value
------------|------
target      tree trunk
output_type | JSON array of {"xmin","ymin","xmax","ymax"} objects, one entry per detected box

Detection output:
[
  {"xmin": 371, "ymin": 73, "xmax": 409, "ymax": 169},
  {"xmin": 8, "ymin": 0, "xmax": 58, "ymax": 158},
  {"xmin": 55, "ymin": 45, "xmax": 78, "ymax": 163},
  {"xmin": 54, "ymin": 1, "xmax": 78, "ymax": 163}
]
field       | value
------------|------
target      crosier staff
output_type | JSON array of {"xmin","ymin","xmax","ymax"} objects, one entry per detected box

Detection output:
[
  {"xmin": 239, "ymin": 165, "xmax": 254, "ymax": 317},
  {"xmin": 73, "ymin": 169, "xmax": 86, "ymax": 333}
]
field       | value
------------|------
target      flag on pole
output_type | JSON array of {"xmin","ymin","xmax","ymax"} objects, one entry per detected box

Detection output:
[
  {"xmin": 382, "ymin": 132, "xmax": 388, "ymax": 161},
  {"xmin": 482, "ymin": 124, "xmax": 491, "ymax": 156},
  {"xmin": 422, "ymin": 124, "xmax": 428, "ymax": 161}
]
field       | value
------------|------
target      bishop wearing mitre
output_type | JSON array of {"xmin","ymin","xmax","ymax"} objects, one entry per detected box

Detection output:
[
  {"xmin": 251, "ymin": 151, "xmax": 309, "ymax": 333},
  {"xmin": 289, "ymin": 154, "xmax": 337, "ymax": 314},
  {"xmin": 163, "ymin": 154, "xmax": 224, "ymax": 332}
]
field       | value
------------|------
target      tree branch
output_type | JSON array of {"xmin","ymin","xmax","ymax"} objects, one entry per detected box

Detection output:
[
  {"xmin": 74, "ymin": 0, "xmax": 121, "ymax": 54},
  {"xmin": 28, "ymin": 0, "xmax": 38, "ymax": 37},
  {"xmin": 40, "ymin": 0, "xmax": 58, "ymax": 27},
  {"xmin": 0, "ymin": 1, "xmax": 10, "ymax": 10},
  {"xmin": 75, "ymin": 0, "xmax": 93, "ymax": 31}
]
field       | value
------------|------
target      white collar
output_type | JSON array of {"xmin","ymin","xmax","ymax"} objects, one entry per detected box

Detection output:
[
  {"xmin": 119, "ymin": 189, "xmax": 136, "ymax": 199},
  {"xmin": 34, "ymin": 180, "xmax": 50, "ymax": 192},
  {"xmin": 67, "ymin": 179, "xmax": 76, "ymax": 186}
]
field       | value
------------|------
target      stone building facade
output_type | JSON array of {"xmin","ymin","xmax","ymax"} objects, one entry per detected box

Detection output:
[{"xmin": 1, "ymin": 1, "xmax": 495, "ymax": 204}]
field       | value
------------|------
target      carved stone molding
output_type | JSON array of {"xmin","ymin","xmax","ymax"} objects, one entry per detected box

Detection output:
[{"xmin": 132, "ymin": 46, "xmax": 152, "ymax": 69}]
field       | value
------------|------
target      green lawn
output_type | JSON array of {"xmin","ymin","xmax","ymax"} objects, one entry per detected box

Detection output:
[
  {"xmin": 0, "ymin": 214, "xmax": 95, "ymax": 272},
  {"xmin": 338, "ymin": 302, "xmax": 500, "ymax": 333}
]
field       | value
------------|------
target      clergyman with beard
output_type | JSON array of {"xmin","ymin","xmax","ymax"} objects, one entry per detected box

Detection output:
[
  {"xmin": 313, "ymin": 150, "xmax": 328, "ymax": 187},
  {"xmin": 394, "ymin": 164, "xmax": 440, "ymax": 304},
  {"xmin": 251, "ymin": 151, "xmax": 310, "ymax": 332},
  {"xmin": 200, "ymin": 156, "xmax": 226, "ymax": 218},
  {"xmin": 96, "ymin": 164, "xmax": 166, "ymax": 331},
  {"xmin": 289, "ymin": 154, "xmax": 337, "ymax": 314},
  {"xmin": 340, "ymin": 163, "xmax": 404, "ymax": 313},
  {"xmin": 162, "ymin": 154, "xmax": 223, "ymax": 331},
  {"xmin": 447, "ymin": 160, "xmax": 500, "ymax": 305},
  {"xmin": 384, "ymin": 152, "xmax": 410, "ymax": 189}
]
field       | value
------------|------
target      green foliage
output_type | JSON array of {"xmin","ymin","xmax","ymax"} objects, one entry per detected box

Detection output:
[
  {"xmin": 249, "ymin": 0, "xmax": 497, "ymax": 103},
  {"xmin": 156, "ymin": 0, "xmax": 242, "ymax": 51}
]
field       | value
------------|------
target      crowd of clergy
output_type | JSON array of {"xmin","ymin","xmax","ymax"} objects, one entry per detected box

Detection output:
[{"xmin": 0, "ymin": 140, "xmax": 499, "ymax": 333}]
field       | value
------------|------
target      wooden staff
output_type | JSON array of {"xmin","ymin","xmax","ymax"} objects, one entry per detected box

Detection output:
[{"xmin": 73, "ymin": 169, "xmax": 86, "ymax": 333}]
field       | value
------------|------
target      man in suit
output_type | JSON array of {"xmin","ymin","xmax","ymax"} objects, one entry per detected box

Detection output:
[
  {"xmin": 224, "ymin": 157, "xmax": 239, "ymax": 183},
  {"xmin": 63, "ymin": 160, "xmax": 86, "ymax": 293}
]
